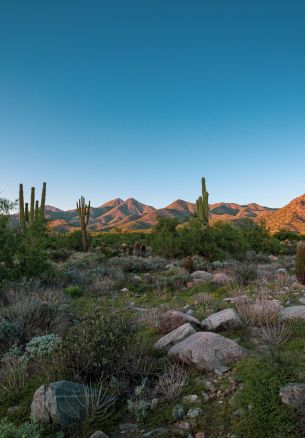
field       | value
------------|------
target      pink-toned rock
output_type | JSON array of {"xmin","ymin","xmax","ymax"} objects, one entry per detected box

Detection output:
[
  {"xmin": 213, "ymin": 272, "xmax": 232, "ymax": 284},
  {"xmin": 195, "ymin": 433, "xmax": 205, "ymax": 438},
  {"xmin": 168, "ymin": 332, "xmax": 249, "ymax": 372},
  {"xmin": 158, "ymin": 310, "xmax": 200, "ymax": 335}
]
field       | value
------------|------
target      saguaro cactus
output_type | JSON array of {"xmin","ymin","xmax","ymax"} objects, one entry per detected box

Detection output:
[
  {"xmin": 19, "ymin": 184, "xmax": 26, "ymax": 231},
  {"xmin": 296, "ymin": 241, "xmax": 305, "ymax": 285},
  {"xmin": 18, "ymin": 182, "xmax": 47, "ymax": 230},
  {"xmin": 196, "ymin": 177, "xmax": 209, "ymax": 226},
  {"xmin": 40, "ymin": 182, "xmax": 46, "ymax": 220},
  {"xmin": 76, "ymin": 196, "xmax": 91, "ymax": 251}
]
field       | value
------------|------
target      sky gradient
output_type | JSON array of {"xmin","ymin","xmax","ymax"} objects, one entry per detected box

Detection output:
[{"xmin": 1, "ymin": 0, "xmax": 305, "ymax": 209}]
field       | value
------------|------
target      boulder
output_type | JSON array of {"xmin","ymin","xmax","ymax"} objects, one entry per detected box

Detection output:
[
  {"xmin": 154, "ymin": 323, "xmax": 196, "ymax": 351},
  {"xmin": 201, "ymin": 308, "xmax": 242, "ymax": 331},
  {"xmin": 168, "ymin": 332, "xmax": 249, "ymax": 373},
  {"xmin": 190, "ymin": 271, "xmax": 213, "ymax": 283},
  {"xmin": 157, "ymin": 310, "xmax": 200, "ymax": 335},
  {"xmin": 279, "ymin": 306, "xmax": 305, "ymax": 321},
  {"xmin": 31, "ymin": 380, "xmax": 99, "ymax": 429},
  {"xmin": 89, "ymin": 432, "xmax": 110, "ymax": 438},
  {"xmin": 279, "ymin": 383, "xmax": 305, "ymax": 409}
]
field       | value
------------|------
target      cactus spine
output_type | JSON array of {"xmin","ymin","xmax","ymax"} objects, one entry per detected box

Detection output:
[
  {"xmin": 196, "ymin": 177, "xmax": 209, "ymax": 226},
  {"xmin": 76, "ymin": 196, "xmax": 91, "ymax": 251},
  {"xmin": 296, "ymin": 241, "xmax": 305, "ymax": 285},
  {"xmin": 18, "ymin": 182, "xmax": 47, "ymax": 230}
]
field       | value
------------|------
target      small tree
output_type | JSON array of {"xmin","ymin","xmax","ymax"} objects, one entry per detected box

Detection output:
[{"xmin": 76, "ymin": 196, "xmax": 91, "ymax": 251}]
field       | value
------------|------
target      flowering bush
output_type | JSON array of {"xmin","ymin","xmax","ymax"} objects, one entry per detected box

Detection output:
[{"xmin": 25, "ymin": 334, "xmax": 62, "ymax": 359}]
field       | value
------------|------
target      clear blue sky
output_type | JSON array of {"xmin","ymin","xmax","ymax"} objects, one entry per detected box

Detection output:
[{"xmin": 1, "ymin": 1, "xmax": 305, "ymax": 209}]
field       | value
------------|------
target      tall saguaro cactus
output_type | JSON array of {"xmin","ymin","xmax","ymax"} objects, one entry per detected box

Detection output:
[
  {"xmin": 196, "ymin": 177, "xmax": 209, "ymax": 226},
  {"xmin": 76, "ymin": 196, "xmax": 91, "ymax": 251},
  {"xmin": 18, "ymin": 182, "xmax": 47, "ymax": 230},
  {"xmin": 19, "ymin": 184, "xmax": 26, "ymax": 231}
]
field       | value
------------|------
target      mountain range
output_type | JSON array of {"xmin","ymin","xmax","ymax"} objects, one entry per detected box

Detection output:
[
  {"xmin": 38, "ymin": 198, "xmax": 280, "ymax": 232},
  {"xmin": 43, "ymin": 194, "xmax": 305, "ymax": 234}
]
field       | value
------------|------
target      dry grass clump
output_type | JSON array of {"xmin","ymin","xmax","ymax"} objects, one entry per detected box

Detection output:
[
  {"xmin": 137, "ymin": 306, "xmax": 169, "ymax": 330},
  {"xmin": 0, "ymin": 281, "xmax": 71, "ymax": 354},
  {"xmin": 87, "ymin": 276, "xmax": 116, "ymax": 296},
  {"xmin": 260, "ymin": 320, "xmax": 291, "ymax": 354},
  {"xmin": 231, "ymin": 260, "xmax": 258, "ymax": 286},
  {"xmin": 154, "ymin": 360, "xmax": 189, "ymax": 401}
]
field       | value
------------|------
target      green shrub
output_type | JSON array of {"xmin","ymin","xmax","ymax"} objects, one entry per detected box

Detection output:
[
  {"xmin": 0, "ymin": 418, "xmax": 44, "ymax": 438},
  {"xmin": 64, "ymin": 285, "xmax": 83, "ymax": 298},
  {"xmin": 61, "ymin": 304, "xmax": 136, "ymax": 381},
  {"xmin": 25, "ymin": 334, "xmax": 62, "ymax": 359}
]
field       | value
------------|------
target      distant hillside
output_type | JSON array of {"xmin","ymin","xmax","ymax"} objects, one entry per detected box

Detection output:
[
  {"xmin": 259, "ymin": 194, "xmax": 305, "ymax": 234},
  {"xmin": 43, "ymin": 197, "xmax": 282, "ymax": 233}
]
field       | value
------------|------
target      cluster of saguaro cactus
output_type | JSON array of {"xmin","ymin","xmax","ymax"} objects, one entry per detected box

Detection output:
[
  {"xmin": 76, "ymin": 196, "xmax": 91, "ymax": 251},
  {"xmin": 196, "ymin": 176, "xmax": 209, "ymax": 226},
  {"xmin": 296, "ymin": 241, "xmax": 305, "ymax": 285},
  {"xmin": 19, "ymin": 182, "xmax": 46, "ymax": 231}
]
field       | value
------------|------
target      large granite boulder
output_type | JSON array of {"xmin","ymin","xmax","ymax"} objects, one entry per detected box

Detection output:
[
  {"xmin": 31, "ymin": 380, "xmax": 98, "ymax": 428},
  {"xmin": 168, "ymin": 332, "xmax": 249, "ymax": 372},
  {"xmin": 279, "ymin": 383, "xmax": 305, "ymax": 409},
  {"xmin": 279, "ymin": 306, "xmax": 305, "ymax": 321},
  {"xmin": 201, "ymin": 308, "xmax": 242, "ymax": 331},
  {"xmin": 154, "ymin": 323, "xmax": 196, "ymax": 351},
  {"xmin": 157, "ymin": 310, "xmax": 200, "ymax": 335}
]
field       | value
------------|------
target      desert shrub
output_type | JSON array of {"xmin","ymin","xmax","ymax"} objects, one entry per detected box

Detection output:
[
  {"xmin": 127, "ymin": 381, "xmax": 150, "ymax": 422},
  {"xmin": 0, "ymin": 282, "xmax": 70, "ymax": 353},
  {"xmin": 60, "ymin": 304, "xmax": 136, "ymax": 381},
  {"xmin": 0, "ymin": 357, "xmax": 27, "ymax": 401},
  {"xmin": 64, "ymin": 285, "xmax": 83, "ymax": 298},
  {"xmin": 150, "ymin": 217, "xmax": 182, "ymax": 258},
  {"xmin": 25, "ymin": 334, "xmax": 62, "ymax": 359},
  {"xmin": 230, "ymin": 260, "xmax": 258, "ymax": 285},
  {"xmin": 154, "ymin": 361, "xmax": 189, "ymax": 401},
  {"xmin": 233, "ymin": 357, "xmax": 298, "ymax": 437},
  {"xmin": 108, "ymin": 256, "xmax": 166, "ymax": 273},
  {"xmin": 0, "ymin": 418, "xmax": 45, "ymax": 438},
  {"xmin": 274, "ymin": 230, "xmax": 302, "ymax": 241},
  {"xmin": 48, "ymin": 248, "xmax": 72, "ymax": 262}
]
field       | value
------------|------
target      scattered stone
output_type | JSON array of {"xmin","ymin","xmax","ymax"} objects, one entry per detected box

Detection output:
[
  {"xmin": 195, "ymin": 433, "xmax": 205, "ymax": 438},
  {"xmin": 213, "ymin": 272, "xmax": 232, "ymax": 284},
  {"xmin": 276, "ymin": 268, "xmax": 288, "ymax": 275},
  {"xmin": 186, "ymin": 407, "xmax": 203, "ymax": 418},
  {"xmin": 120, "ymin": 288, "xmax": 129, "ymax": 293},
  {"xmin": 182, "ymin": 394, "xmax": 199, "ymax": 403},
  {"xmin": 280, "ymin": 383, "xmax": 305, "ymax": 408},
  {"xmin": 201, "ymin": 391, "xmax": 210, "ymax": 402},
  {"xmin": 143, "ymin": 428, "xmax": 170, "ymax": 437},
  {"xmin": 150, "ymin": 398, "xmax": 159, "ymax": 410},
  {"xmin": 211, "ymin": 261, "xmax": 223, "ymax": 269},
  {"xmin": 201, "ymin": 308, "xmax": 242, "ymax": 331},
  {"xmin": 269, "ymin": 255, "xmax": 279, "ymax": 261},
  {"xmin": 172, "ymin": 404, "xmax": 187, "ymax": 420},
  {"xmin": 133, "ymin": 275, "xmax": 141, "ymax": 281},
  {"xmin": 157, "ymin": 310, "xmax": 200, "ymax": 335},
  {"xmin": 190, "ymin": 271, "xmax": 213, "ymax": 283},
  {"xmin": 168, "ymin": 332, "xmax": 249, "ymax": 372},
  {"xmin": 279, "ymin": 305, "xmax": 305, "ymax": 321},
  {"xmin": 154, "ymin": 323, "xmax": 196, "ymax": 351},
  {"xmin": 299, "ymin": 298, "xmax": 305, "ymax": 305},
  {"xmin": 89, "ymin": 432, "xmax": 110, "ymax": 438},
  {"xmin": 31, "ymin": 380, "xmax": 102, "ymax": 429},
  {"xmin": 246, "ymin": 250, "xmax": 256, "ymax": 260}
]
